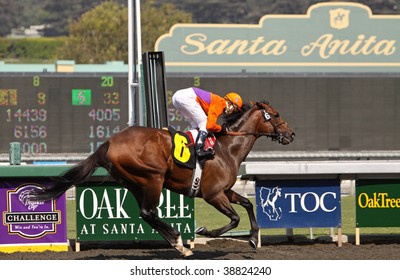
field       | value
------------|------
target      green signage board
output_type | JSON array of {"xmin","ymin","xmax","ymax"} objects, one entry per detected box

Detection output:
[
  {"xmin": 76, "ymin": 184, "xmax": 195, "ymax": 241},
  {"xmin": 156, "ymin": 2, "xmax": 400, "ymax": 73},
  {"xmin": 356, "ymin": 180, "xmax": 400, "ymax": 227},
  {"xmin": 71, "ymin": 89, "xmax": 92, "ymax": 106}
]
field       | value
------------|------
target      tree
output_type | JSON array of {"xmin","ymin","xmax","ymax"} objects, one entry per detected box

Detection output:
[
  {"xmin": 0, "ymin": 0, "xmax": 22, "ymax": 36},
  {"xmin": 141, "ymin": 0, "xmax": 192, "ymax": 52},
  {"xmin": 155, "ymin": 0, "xmax": 400, "ymax": 25},
  {"xmin": 57, "ymin": 2, "xmax": 128, "ymax": 63},
  {"xmin": 41, "ymin": 0, "xmax": 127, "ymax": 36},
  {"xmin": 57, "ymin": 0, "xmax": 191, "ymax": 63}
]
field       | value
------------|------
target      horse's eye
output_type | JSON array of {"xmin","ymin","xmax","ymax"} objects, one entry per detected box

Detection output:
[{"xmin": 274, "ymin": 113, "xmax": 280, "ymax": 118}]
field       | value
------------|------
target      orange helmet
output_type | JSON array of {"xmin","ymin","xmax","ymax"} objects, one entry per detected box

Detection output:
[{"xmin": 224, "ymin": 92, "xmax": 243, "ymax": 108}]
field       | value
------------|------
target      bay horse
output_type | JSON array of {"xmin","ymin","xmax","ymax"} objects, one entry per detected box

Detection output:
[{"xmin": 31, "ymin": 100, "xmax": 294, "ymax": 257}]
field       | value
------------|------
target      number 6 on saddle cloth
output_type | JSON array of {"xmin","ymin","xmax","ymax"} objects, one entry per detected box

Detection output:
[{"xmin": 168, "ymin": 126, "xmax": 216, "ymax": 169}]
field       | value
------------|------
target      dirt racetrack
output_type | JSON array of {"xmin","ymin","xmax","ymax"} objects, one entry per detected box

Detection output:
[{"xmin": 1, "ymin": 235, "xmax": 400, "ymax": 260}]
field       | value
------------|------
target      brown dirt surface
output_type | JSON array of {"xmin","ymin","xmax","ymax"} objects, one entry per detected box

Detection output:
[{"xmin": 1, "ymin": 235, "xmax": 400, "ymax": 260}]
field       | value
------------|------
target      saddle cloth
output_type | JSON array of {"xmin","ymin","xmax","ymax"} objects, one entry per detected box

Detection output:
[
  {"xmin": 168, "ymin": 126, "xmax": 216, "ymax": 197},
  {"xmin": 168, "ymin": 126, "xmax": 216, "ymax": 169},
  {"xmin": 168, "ymin": 126, "xmax": 196, "ymax": 169}
]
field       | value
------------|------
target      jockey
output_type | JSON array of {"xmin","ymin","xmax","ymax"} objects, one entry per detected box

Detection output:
[{"xmin": 172, "ymin": 87, "xmax": 243, "ymax": 158}]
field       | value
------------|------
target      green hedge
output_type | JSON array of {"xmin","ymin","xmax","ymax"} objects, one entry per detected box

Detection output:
[{"xmin": 0, "ymin": 37, "xmax": 65, "ymax": 61}]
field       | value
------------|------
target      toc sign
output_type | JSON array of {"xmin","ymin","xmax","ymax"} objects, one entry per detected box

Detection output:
[
  {"xmin": 76, "ymin": 185, "xmax": 194, "ymax": 242},
  {"xmin": 255, "ymin": 179, "xmax": 341, "ymax": 228}
]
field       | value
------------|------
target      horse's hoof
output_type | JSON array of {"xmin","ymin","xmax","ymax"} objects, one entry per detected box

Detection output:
[
  {"xmin": 175, "ymin": 245, "xmax": 193, "ymax": 257},
  {"xmin": 249, "ymin": 239, "xmax": 258, "ymax": 249},
  {"xmin": 183, "ymin": 248, "xmax": 193, "ymax": 257},
  {"xmin": 195, "ymin": 226, "xmax": 207, "ymax": 235}
]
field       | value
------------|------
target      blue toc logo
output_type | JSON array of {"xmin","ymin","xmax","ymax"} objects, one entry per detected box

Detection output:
[{"xmin": 256, "ymin": 180, "xmax": 341, "ymax": 228}]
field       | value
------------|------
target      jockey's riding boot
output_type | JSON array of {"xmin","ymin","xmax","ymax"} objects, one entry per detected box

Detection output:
[{"xmin": 195, "ymin": 130, "xmax": 214, "ymax": 158}]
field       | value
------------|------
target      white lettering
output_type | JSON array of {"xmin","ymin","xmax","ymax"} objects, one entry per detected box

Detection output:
[
  {"xmin": 115, "ymin": 188, "xmax": 130, "ymax": 218},
  {"xmin": 79, "ymin": 224, "xmax": 96, "ymax": 235},
  {"xmin": 79, "ymin": 189, "xmax": 98, "ymax": 219},
  {"xmin": 157, "ymin": 190, "xmax": 192, "ymax": 218},
  {"xmin": 179, "ymin": 194, "xmax": 191, "ymax": 218},
  {"xmin": 97, "ymin": 189, "xmax": 114, "ymax": 219},
  {"xmin": 320, "ymin": 192, "xmax": 337, "ymax": 212},
  {"xmin": 285, "ymin": 193, "xmax": 302, "ymax": 213},
  {"xmin": 301, "ymin": 192, "xmax": 319, "ymax": 213},
  {"xmin": 285, "ymin": 191, "xmax": 338, "ymax": 213}
]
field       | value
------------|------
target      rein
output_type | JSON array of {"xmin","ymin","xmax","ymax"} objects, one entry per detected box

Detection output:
[
  {"xmin": 224, "ymin": 106, "xmax": 283, "ymax": 139},
  {"xmin": 226, "ymin": 131, "xmax": 279, "ymax": 138}
]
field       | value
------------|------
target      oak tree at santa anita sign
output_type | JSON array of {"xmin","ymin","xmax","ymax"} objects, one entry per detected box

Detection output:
[
  {"xmin": 76, "ymin": 184, "xmax": 194, "ymax": 242},
  {"xmin": 155, "ymin": 2, "xmax": 400, "ymax": 73}
]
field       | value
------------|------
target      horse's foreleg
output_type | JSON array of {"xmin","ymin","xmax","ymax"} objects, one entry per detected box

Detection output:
[
  {"xmin": 196, "ymin": 192, "xmax": 240, "ymax": 238},
  {"xmin": 225, "ymin": 190, "xmax": 260, "ymax": 249}
]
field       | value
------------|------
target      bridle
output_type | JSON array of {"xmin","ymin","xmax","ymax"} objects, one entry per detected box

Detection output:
[
  {"xmin": 260, "ymin": 103, "xmax": 288, "ymax": 142},
  {"xmin": 226, "ymin": 102, "xmax": 288, "ymax": 143}
]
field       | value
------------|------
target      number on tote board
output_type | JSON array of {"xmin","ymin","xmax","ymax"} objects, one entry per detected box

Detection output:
[
  {"xmin": 14, "ymin": 125, "xmax": 47, "ymax": 139},
  {"xmin": 33, "ymin": 76, "xmax": 40, "ymax": 87},
  {"xmin": 21, "ymin": 142, "xmax": 47, "ymax": 154},
  {"xmin": 88, "ymin": 125, "xmax": 120, "ymax": 139},
  {"xmin": 6, "ymin": 109, "xmax": 47, "ymax": 122},
  {"xmin": 88, "ymin": 108, "xmax": 121, "ymax": 121},
  {"xmin": 37, "ymin": 92, "xmax": 46, "ymax": 105},
  {"xmin": 104, "ymin": 92, "xmax": 119, "ymax": 105},
  {"xmin": 101, "ymin": 76, "xmax": 114, "ymax": 87}
]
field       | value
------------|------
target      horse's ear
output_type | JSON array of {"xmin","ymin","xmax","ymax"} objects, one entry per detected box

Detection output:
[{"xmin": 250, "ymin": 100, "xmax": 262, "ymax": 108}]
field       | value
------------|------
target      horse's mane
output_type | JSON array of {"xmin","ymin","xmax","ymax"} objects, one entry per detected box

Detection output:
[{"xmin": 221, "ymin": 103, "xmax": 252, "ymax": 127}]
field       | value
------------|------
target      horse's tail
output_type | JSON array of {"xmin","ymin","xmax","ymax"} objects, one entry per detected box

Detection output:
[{"xmin": 31, "ymin": 141, "xmax": 110, "ymax": 201}]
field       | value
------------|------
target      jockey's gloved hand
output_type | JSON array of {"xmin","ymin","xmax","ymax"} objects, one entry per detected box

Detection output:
[{"xmin": 220, "ymin": 124, "xmax": 228, "ymax": 134}]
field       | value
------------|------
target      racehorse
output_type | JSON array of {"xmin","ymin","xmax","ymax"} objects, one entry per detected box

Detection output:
[{"xmin": 30, "ymin": 100, "xmax": 294, "ymax": 257}]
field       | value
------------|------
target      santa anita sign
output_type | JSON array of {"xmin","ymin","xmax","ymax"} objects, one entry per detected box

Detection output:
[{"xmin": 155, "ymin": 2, "xmax": 400, "ymax": 73}]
